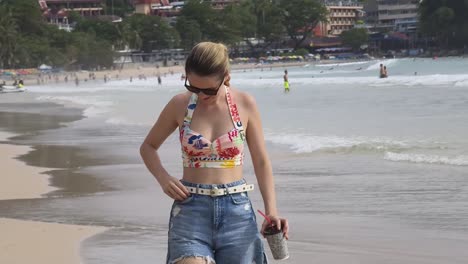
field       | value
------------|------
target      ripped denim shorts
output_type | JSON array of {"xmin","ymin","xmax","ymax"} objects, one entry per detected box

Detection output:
[{"xmin": 166, "ymin": 179, "xmax": 268, "ymax": 264}]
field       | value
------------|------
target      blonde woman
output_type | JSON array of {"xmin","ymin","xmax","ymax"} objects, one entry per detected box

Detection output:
[{"xmin": 140, "ymin": 42, "xmax": 289, "ymax": 264}]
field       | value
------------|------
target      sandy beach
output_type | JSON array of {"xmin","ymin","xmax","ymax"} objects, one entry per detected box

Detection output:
[
  {"xmin": 0, "ymin": 131, "xmax": 108, "ymax": 264},
  {"xmin": 0, "ymin": 218, "xmax": 107, "ymax": 264},
  {"xmin": 6, "ymin": 61, "xmax": 310, "ymax": 87},
  {"xmin": 2, "ymin": 57, "xmax": 468, "ymax": 263},
  {"xmin": 0, "ymin": 132, "xmax": 56, "ymax": 200}
]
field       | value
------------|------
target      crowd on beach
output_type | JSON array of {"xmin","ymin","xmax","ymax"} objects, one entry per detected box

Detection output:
[
  {"xmin": 0, "ymin": 60, "xmax": 311, "ymax": 88},
  {"xmin": 0, "ymin": 65, "xmax": 183, "ymax": 88}
]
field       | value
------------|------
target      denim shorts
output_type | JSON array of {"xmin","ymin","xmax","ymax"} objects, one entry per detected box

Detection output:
[{"xmin": 166, "ymin": 179, "xmax": 268, "ymax": 264}]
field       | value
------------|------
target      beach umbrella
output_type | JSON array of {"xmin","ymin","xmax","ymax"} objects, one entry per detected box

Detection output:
[
  {"xmin": 2, "ymin": 71, "xmax": 15, "ymax": 76},
  {"xmin": 17, "ymin": 69, "xmax": 30, "ymax": 75},
  {"xmin": 38, "ymin": 64, "xmax": 52, "ymax": 70}
]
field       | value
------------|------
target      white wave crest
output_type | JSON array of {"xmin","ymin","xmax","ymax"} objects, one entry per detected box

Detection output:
[
  {"xmin": 384, "ymin": 152, "xmax": 468, "ymax": 166},
  {"xmin": 366, "ymin": 59, "xmax": 400, "ymax": 70},
  {"xmin": 266, "ymin": 133, "xmax": 409, "ymax": 153},
  {"xmin": 454, "ymin": 79, "xmax": 468, "ymax": 87},
  {"xmin": 105, "ymin": 117, "xmax": 148, "ymax": 126},
  {"xmin": 231, "ymin": 72, "xmax": 468, "ymax": 88},
  {"xmin": 36, "ymin": 95, "xmax": 113, "ymax": 117},
  {"xmin": 26, "ymin": 75, "xmax": 184, "ymax": 94},
  {"xmin": 315, "ymin": 61, "xmax": 372, "ymax": 67}
]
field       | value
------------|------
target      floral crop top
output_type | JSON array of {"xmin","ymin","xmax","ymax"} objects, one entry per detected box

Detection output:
[{"xmin": 179, "ymin": 86, "xmax": 245, "ymax": 168}]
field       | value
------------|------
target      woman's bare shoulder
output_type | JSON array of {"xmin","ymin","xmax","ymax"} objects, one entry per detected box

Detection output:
[
  {"xmin": 165, "ymin": 92, "xmax": 192, "ymax": 124},
  {"xmin": 231, "ymin": 87, "xmax": 257, "ymax": 110},
  {"xmin": 170, "ymin": 92, "xmax": 192, "ymax": 108}
]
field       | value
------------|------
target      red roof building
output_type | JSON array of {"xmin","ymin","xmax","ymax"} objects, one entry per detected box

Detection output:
[
  {"xmin": 39, "ymin": 0, "xmax": 105, "ymax": 31},
  {"xmin": 42, "ymin": 0, "xmax": 104, "ymax": 16},
  {"xmin": 132, "ymin": 0, "xmax": 240, "ymax": 16}
]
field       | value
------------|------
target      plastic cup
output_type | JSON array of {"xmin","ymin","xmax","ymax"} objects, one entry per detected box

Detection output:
[{"xmin": 264, "ymin": 225, "xmax": 289, "ymax": 260}]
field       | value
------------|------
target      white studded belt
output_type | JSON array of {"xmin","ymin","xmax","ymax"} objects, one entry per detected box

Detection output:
[{"xmin": 186, "ymin": 184, "xmax": 254, "ymax": 197}]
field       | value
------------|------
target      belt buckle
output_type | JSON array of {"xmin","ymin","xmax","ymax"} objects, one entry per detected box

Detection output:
[
  {"xmin": 210, "ymin": 187, "xmax": 227, "ymax": 197},
  {"xmin": 210, "ymin": 185, "xmax": 218, "ymax": 197}
]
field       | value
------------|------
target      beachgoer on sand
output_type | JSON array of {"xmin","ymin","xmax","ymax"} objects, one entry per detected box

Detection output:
[{"xmin": 140, "ymin": 42, "xmax": 289, "ymax": 263}]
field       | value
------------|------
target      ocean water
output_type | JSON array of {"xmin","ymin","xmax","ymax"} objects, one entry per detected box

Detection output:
[{"xmin": 1, "ymin": 57, "xmax": 468, "ymax": 263}]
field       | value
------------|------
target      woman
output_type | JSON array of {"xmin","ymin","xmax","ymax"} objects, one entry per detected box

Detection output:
[{"xmin": 140, "ymin": 42, "xmax": 289, "ymax": 264}]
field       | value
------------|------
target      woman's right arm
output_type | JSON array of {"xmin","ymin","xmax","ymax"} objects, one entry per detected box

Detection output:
[{"xmin": 139, "ymin": 95, "xmax": 190, "ymax": 201}]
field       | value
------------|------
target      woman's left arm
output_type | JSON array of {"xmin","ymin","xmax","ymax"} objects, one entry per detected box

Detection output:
[{"xmin": 243, "ymin": 93, "xmax": 289, "ymax": 239}]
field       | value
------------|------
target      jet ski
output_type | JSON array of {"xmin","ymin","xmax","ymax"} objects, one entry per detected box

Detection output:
[{"xmin": 0, "ymin": 85, "xmax": 26, "ymax": 93}]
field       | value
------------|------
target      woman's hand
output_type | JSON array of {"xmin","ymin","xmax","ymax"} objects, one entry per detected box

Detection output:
[
  {"xmin": 260, "ymin": 215, "xmax": 289, "ymax": 240},
  {"xmin": 159, "ymin": 175, "xmax": 190, "ymax": 201}
]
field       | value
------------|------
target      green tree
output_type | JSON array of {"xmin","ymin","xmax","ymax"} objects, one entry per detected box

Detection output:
[
  {"xmin": 116, "ymin": 22, "xmax": 142, "ymax": 50},
  {"xmin": 74, "ymin": 19, "xmax": 121, "ymax": 45},
  {"xmin": 202, "ymin": 0, "xmax": 284, "ymax": 56},
  {"xmin": 175, "ymin": 17, "xmax": 202, "ymax": 50},
  {"xmin": 0, "ymin": 0, "xmax": 120, "ymax": 69},
  {"xmin": 279, "ymin": 0, "xmax": 328, "ymax": 49},
  {"xmin": 254, "ymin": 0, "xmax": 284, "ymax": 45},
  {"xmin": 233, "ymin": 1, "xmax": 257, "ymax": 41},
  {"xmin": 70, "ymin": 32, "xmax": 114, "ymax": 69},
  {"xmin": 216, "ymin": 2, "xmax": 255, "ymax": 46},
  {"xmin": 340, "ymin": 28, "xmax": 368, "ymax": 51},
  {"xmin": 176, "ymin": 0, "xmax": 261, "ymax": 52},
  {"xmin": 419, "ymin": 0, "xmax": 468, "ymax": 48},
  {"xmin": 3, "ymin": 0, "xmax": 45, "ymax": 35},
  {"xmin": 68, "ymin": 11, "xmax": 84, "ymax": 24},
  {"xmin": 124, "ymin": 14, "xmax": 179, "ymax": 52},
  {"xmin": 15, "ymin": 36, "xmax": 50, "ymax": 67},
  {"xmin": 0, "ymin": 4, "xmax": 18, "ymax": 68},
  {"xmin": 179, "ymin": 0, "xmax": 218, "ymax": 40},
  {"xmin": 105, "ymin": 0, "xmax": 134, "ymax": 17}
]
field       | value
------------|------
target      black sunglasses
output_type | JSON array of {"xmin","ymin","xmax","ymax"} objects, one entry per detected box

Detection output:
[{"xmin": 184, "ymin": 77, "xmax": 224, "ymax": 96}]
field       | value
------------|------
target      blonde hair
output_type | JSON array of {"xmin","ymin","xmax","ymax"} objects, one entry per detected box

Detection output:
[{"xmin": 185, "ymin": 42, "xmax": 230, "ymax": 79}]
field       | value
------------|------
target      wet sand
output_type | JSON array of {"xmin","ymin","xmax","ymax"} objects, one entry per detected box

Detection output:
[
  {"xmin": 3, "ymin": 64, "xmax": 468, "ymax": 263},
  {"xmin": 0, "ymin": 218, "xmax": 107, "ymax": 264},
  {"xmin": 0, "ymin": 115, "xmax": 108, "ymax": 263},
  {"xmin": 0, "ymin": 132, "xmax": 55, "ymax": 200}
]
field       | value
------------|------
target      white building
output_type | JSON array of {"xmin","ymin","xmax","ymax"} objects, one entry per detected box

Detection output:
[
  {"xmin": 315, "ymin": 0, "xmax": 364, "ymax": 37},
  {"xmin": 364, "ymin": 0, "xmax": 419, "ymax": 33}
]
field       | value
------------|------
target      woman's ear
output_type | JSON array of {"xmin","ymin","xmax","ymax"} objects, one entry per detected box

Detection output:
[{"xmin": 224, "ymin": 74, "xmax": 231, "ymax": 87}]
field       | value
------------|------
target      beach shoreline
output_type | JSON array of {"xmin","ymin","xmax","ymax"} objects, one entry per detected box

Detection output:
[
  {"xmin": 2, "ymin": 57, "xmax": 468, "ymax": 264},
  {"xmin": 4, "ymin": 60, "xmax": 315, "ymax": 86},
  {"xmin": 0, "ymin": 131, "xmax": 108, "ymax": 263},
  {"xmin": 1, "ymin": 58, "xmax": 388, "ymax": 88}
]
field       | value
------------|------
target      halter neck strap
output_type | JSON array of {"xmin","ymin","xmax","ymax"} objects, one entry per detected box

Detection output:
[
  {"xmin": 224, "ymin": 86, "xmax": 244, "ymax": 131},
  {"xmin": 183, "ymin": 86, "xmax": 244, "ymax": 132}
]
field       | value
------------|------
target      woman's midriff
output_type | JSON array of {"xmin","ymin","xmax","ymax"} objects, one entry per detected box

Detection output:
[{"xmin": 182, "ymin": 166, "xmax": 244, "ymax": 184}]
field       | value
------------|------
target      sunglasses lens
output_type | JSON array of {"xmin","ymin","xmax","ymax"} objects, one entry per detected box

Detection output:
[
  {"xmin": 184, "ymin": 77, "xmax": 222, "ymax": 96},
  {"xmin": 185, "ymin": 85, "xmax": 200, "ymax": 94},
  {"xmin": 202, "ymin": 89, "xmax": 217, "ymax": 96},
  {"xmin": 185, "ymin": 85, "xmax": 218, "ymax": 95}
]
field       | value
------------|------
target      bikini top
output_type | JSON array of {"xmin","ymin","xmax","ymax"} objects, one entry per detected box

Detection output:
[{"xmin": 179, "ymin": 86, "xmax": 245, "ymax": 168}]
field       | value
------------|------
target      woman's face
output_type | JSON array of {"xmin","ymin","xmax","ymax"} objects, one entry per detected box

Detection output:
[{"xmin": 185, "ymin": 73, "xmax": 225, "ymax": 102}]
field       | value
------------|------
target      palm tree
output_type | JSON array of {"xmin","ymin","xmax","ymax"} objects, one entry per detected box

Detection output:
[
  {"xmin": 0, "ymin": 5, "xmax": 18, "ymax": 68},
  {"xmin": 117, "ymin": 22, "xmax": 142, "ymax": 51}
]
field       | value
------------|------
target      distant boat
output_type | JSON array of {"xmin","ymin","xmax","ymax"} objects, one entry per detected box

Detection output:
[{"xmin": 0, "ymin": 85, "xmax": 26, "ymax": 93}]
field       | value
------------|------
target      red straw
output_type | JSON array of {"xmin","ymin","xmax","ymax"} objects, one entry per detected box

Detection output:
[{"xmin": 257, "ymin": 209, "xmax": 273, "ymax": 226}]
